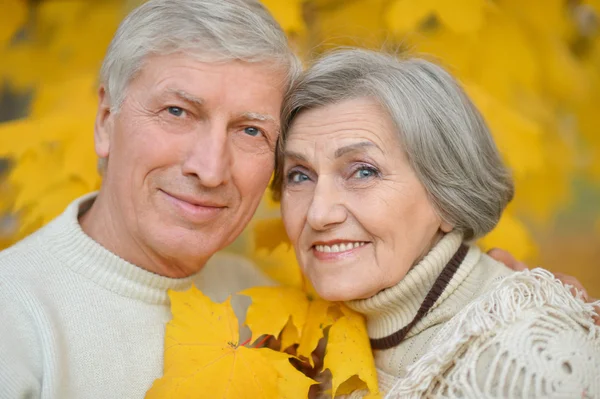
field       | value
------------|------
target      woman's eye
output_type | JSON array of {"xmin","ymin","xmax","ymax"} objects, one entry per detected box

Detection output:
[
  {"xmin": 287, "ymin": 171, "xmax": 310, "ymax": 183},
  {"xmin": 167, "ymin": 106, "xmax": 185, "ymax": 117},
  {"xmin": 353, "ymin": 167, "xmax": 378, "ymax": 179},
  {"xmin": 244, "ymin": 127, "xmax": 262, "ymax": 137}
]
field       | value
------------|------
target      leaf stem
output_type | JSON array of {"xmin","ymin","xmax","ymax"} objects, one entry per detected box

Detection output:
[
  {"xmin": 240, "ymin": 334, "xmax": 272, "ymax": 348},
  {"xmin": 254, "ymin": 335, "xmax": 271, "ymax": 348}
]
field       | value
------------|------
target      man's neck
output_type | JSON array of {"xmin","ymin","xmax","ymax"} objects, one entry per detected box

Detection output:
[{"xmin": 79, "ymin": 191, "xmax": 205, "ymax": 278}]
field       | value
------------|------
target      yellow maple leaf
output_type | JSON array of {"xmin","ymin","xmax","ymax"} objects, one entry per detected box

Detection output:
[
  {"xmin": 14, "ymin": 177, "xmax": 90, "ymax": 239},
  {"xmin": 0, "ymin": 0, "xmax": 27, "ymax": 47},
  {"xmin": 385, "ymin": 0, "xmax": 487, "ymax": 35},
  {"xmin": 308, "ymin": 0, "xmax": 389, "ymax": 49},
  {"xmin": 242, "ymin": 286, "xmax": 310, "ymax": 343},
  {"xmin": 324, "ymin": 305, "xmax": 380, "ymax": 398},
  {"xmin": 30, "ymin": 72, "xmax": 98, "ymax": 118},
  {"xmin": 462, "ymin": 81, "xmax": 544, "ymax": 180},
  {"xmin": 146, "ymin": 286, "xmax": 315, "ymax": 399},
  {"xmin": 260, "ymin": 348, "xmax": 318, "ymax": 399},
  {"xmin": 1, "ymin": 110, "xmax": 99, "ymax": 224},
  {"xmin": 433, "ymin": 0, "xmax": 487, "ymax": 35},
  {"xmin": 405, "ymin": 27, "xmax": 476, "ymax": 76},
  {"xmin": 0, "ymin": 178, "xmax": 15, "ymax": 215},
  {"xmin": 242, "ymin": 286, "xmax": 380, "ymax": 396},
  {"xmin": 280, "ymin": 318, "xmax": 301, "ymax": 353},
  {"xmin": 385, "ymin": 0, "xmax": 433, "ymax": 34},
  {"xmin": 9, "ymin": 146, "xmax": 66, "ymax": 211},
  {"xmin": 241, "ymin": 286, "xmax": 334, "ymax": 365},
  {"xmin": 466, "ymin": 10, "xmax": 540, "ymax": 101},
  {"xmin": 253, "ymin": 217, "xmax": 290, "ymax": 251},
  {"xmin": 500, "ymin": 0, "xmax": 572, "ymax": 39},
  {"xmin": 250, "ymin": 218, "xmax": 305, "ymax": 288},
  {"xmin": 0, "ymin": 1, "xmax": 122, "ymax": 90},
  {"xmin": 260, "ymin": 0, "xmax": 305, "ymax": 35}
]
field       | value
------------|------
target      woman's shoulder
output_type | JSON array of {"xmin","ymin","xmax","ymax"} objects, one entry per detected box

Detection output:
[{"xmin": 388, "ymin": 268, "xmax": 600, "ymax": 398}]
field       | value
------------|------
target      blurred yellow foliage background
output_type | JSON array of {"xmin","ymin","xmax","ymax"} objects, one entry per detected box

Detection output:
[{"xmin": 0, "ymin": 0, "xmax": 598, "ymax": 295}]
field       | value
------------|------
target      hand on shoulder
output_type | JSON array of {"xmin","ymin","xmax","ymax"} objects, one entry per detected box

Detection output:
[{"xmin": 487, "ymin": 247, "xmax": 600, "ymax": 325}]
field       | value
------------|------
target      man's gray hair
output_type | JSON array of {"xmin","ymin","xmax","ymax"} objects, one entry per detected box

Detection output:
[
  {"xmin": 272, "ymin": 48, "xmax": 514, "ymax": 241},
  {"xmin": 100, "ymin": 0, "xmax": 301, "ymax": 112}
]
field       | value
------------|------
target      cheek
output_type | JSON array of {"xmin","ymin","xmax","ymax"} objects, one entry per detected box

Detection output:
[
  {"xmin": 114, "ymin": 120, "xmax": 176, "ymax": 165},
  {"xmin": 280, "ymin": 191, "xmax": 309, "ymax": 244},
  {"xmin": 383, "ymin": 195, "xmax": 442, "ymax": 265},
  {"xmin": 231, "ymin": 151, "xmax": 273, "ymax": 198}
]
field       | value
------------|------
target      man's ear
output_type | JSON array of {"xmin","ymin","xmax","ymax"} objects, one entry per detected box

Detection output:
[{"xmin": 94, "ymin": 86, "xmax": 113, "ymax": 159}]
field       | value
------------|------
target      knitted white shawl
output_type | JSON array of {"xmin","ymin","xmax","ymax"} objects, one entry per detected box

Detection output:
[{"xmin": 386, "ymin": 268, "xmax": 600, "ymax": 398}]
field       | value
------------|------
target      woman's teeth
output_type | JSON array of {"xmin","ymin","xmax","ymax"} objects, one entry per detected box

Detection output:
[{"xmin": 315, "ymin": 242, "xmax": 366, "ymax": 253}]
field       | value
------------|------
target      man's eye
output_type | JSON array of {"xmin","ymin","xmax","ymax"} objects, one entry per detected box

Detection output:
[
  {"xmin": 244, "ymin": 127, "xmax": 262, "ymax": 137},
  {"xmin": 167, "ymin": 106, "xmax": 184, "ymax": 117}
]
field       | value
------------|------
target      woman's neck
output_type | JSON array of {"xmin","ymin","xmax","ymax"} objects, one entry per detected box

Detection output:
[{"xmin": 345, "ymin": 231, "xmax": 472, "ymax": 347}]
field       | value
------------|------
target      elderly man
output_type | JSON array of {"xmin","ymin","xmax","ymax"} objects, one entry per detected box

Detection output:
[
  {"xmin": 0, "ymin": 0, "xmax": 594, "ymax": 398},
  {"xmin": 0, "ymin": 0, "xmax": 299, "ymax": 397}
]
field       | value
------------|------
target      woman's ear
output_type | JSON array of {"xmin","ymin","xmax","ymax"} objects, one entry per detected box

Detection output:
[
  {"xmin": 440, "ymin": 220, "xmax": 453, "ymax": 233},
  {"xmin": 94, "ymin": 86, "xmax": 113, "ymax": 159}
]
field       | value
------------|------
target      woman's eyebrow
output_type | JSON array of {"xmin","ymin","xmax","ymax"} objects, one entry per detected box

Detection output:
[
  {"xmin": 283, "ymin": 150, "xmax": 308, "ymax": 163},
  {"xmin": 334, "ymin": 141, "xmax": 381, "ymax": 158}
]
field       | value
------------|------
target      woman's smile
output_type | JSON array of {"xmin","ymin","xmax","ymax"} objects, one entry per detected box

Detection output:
[{"xmin": 311, "ymin": 241, "xmax": 370, "ymax": 261}]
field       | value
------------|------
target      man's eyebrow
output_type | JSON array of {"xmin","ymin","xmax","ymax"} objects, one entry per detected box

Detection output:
[
  {"xmin": 165, "ymin": 88, "xmax": 204, "ymax": 105},
  {"xmin": 241, "ymin": 112, "xmax": 277, "ymax": 123},
  {"xmin": 334, "ymin": 141, "xmax": 382, "ymax": 158}
]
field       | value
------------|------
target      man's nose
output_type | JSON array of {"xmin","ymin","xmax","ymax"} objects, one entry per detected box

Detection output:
[
  {"xmin": 306, "ymin": 178, "xmax": 347, "ymax": 231},
  {"xmin": 182, "ymin": 124, "xmax": 231, "ymax": 187}
]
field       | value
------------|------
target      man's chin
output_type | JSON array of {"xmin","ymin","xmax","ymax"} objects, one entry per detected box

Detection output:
[{"xmin": 146, "ymin": 231, "xmax": 223, "ymax": 269}]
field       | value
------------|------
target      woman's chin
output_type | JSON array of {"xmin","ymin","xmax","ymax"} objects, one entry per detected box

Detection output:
[{"xmin": 310, "ymin": 276, "xmax": 375, "ymax": 302}]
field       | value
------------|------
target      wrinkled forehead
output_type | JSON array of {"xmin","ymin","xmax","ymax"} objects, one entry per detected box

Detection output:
[
  {"xmin": 128, "ymin": 53, "xmax": 288, "ymax": 113},
  {"xmin": 284, "ymin": 98, "xmax": 399, "ymax": 156}
]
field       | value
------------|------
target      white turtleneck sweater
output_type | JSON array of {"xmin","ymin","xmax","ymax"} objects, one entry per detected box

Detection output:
[
  {"xmin": 346, "ymin": 232, "xmax": 600, "ymax": 398},
  {"xmin": 0, "ymin": 193, "xmax": 273, "ymax": 399}
]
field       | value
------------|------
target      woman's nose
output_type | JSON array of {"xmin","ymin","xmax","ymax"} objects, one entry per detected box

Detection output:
[{"xmin": 306, "ymin": 179, "xmax": 347, "ymax": 231}]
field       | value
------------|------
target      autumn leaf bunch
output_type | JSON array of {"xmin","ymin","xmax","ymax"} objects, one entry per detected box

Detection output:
[{"xmin": 147, "ymin": 219, "xmax": 380, "ymax": 398}]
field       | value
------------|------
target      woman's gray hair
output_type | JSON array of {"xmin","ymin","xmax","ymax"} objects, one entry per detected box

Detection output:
[
  {"xmin": 100, "ymin": 0, "xmax": 301, "ymax": 112},
  {"xmin": 272, "ymin": 48, "xmax": 514, "ymax": 241}
]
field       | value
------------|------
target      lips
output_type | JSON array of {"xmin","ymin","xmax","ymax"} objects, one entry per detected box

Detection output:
[
  {"xmin": 311, "ymin": 240, "xmax": 370, "ymax": 261},
  {"xmin": 314, "ymin": 242, "xmax": 367, "ymax": 253},
  {"xmin": 163, "ymin": 191, "xmax": 226, "ymax": 208}
]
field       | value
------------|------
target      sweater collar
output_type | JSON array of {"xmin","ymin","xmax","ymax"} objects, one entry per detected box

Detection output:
[
  {"xmin": 41, "ymin": 192, "xmax": 202, "ymax": 305},
  {"xmin": 346, "ymin": 231, "xmax": 481, "ymax": 344}
]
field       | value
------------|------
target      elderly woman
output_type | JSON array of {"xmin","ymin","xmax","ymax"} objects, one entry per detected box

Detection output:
[{"xmin": 272, "ymin": 49, "xmax": 600, "ymax": 398}]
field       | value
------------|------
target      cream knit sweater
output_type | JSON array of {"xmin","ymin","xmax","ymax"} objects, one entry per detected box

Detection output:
[
  {"xmin": 346, "ymin": 232, "xmax": 600, "ymax": 398},
  {"xmin": 0, "ymin": 193, "xmax": 273, "ymax": 399}
]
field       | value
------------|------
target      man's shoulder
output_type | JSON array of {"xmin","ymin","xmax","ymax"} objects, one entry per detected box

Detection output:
[{"xmin": 0, "ymin": 224, "xmax": 54, "ymax": 278}]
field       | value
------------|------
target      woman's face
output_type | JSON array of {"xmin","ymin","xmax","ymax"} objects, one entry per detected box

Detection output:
[{"xmin": 280, "ymin": 97, "xmax": 452, "ymax": 301}]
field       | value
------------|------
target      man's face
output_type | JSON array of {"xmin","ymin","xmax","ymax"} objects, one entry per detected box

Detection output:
[{"xmin": 94, "ymin": 53, "xmax": 286, "ymax": 276}]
